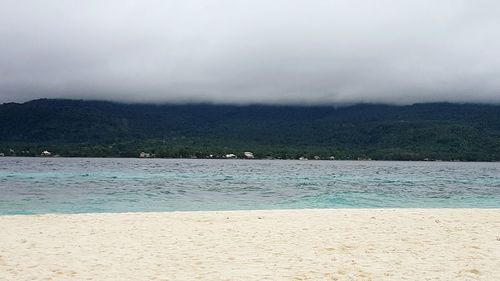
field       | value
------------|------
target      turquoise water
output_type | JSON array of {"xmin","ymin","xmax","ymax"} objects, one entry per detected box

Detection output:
[{"xmin": 1, "ymin": 158, "xmax": 499, "ymax": 215}]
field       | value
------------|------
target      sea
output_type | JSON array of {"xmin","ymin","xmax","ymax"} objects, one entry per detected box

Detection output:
[{"xmin": 0, "ymin": 157, "xmax": 499, "ymax": 215}]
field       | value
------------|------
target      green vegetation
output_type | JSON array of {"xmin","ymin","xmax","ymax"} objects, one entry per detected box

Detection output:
[{"xmin": 1, "ymin": 99, "xmax": 500, "ymax": 161}]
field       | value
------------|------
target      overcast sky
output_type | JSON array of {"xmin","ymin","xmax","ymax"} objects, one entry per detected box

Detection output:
[{"xmin": 1, "ymin": 0, "xmax": 500, "ymax": 104}]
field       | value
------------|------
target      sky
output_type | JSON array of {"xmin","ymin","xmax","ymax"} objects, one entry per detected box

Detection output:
[{"xmin": 1, "ymin": 0, "xmax": 500, "ymax": 105}]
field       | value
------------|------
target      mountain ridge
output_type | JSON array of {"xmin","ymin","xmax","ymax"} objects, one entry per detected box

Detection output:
[{"xmin": 1, "ymin": 99, "xmax": 499, "ymax": 161}]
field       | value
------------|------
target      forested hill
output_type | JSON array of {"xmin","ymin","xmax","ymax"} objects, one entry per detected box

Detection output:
[{"xmin": 1, "ymin": 99, "xmax": 500, "ymax": 161}]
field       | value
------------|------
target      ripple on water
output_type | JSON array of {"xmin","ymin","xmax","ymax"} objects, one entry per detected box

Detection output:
[{"xmin": 0, "ymin": 158, "xmax": 500, "ymax": 214}]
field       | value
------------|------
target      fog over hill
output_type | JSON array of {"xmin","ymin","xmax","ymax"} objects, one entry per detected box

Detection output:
[{"xmin": 1, "ymin": 1, "xmax": 500, "ymax": 105}]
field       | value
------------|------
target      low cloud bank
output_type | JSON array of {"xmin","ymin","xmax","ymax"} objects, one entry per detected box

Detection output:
[{"xmin": 1, "ymin": 0, "xmax": 500, "ymax": 104}]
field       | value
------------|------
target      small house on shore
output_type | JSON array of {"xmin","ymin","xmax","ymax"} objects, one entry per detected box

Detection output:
[
  {"xmin": 244, "ymin": 152, "xmax": 255, "ymax": 159},
  {"xmin": 139, "ymin": 152, "xmax": 152, "ymax": 158}
]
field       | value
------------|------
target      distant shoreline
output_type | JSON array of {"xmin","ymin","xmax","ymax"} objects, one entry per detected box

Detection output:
[{"xmin": 2, "ymin": 155, "xmax": 499, "ymax": 163}]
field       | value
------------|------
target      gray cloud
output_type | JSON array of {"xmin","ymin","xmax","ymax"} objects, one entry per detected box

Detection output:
[{"xmin": 1, "ymin": 0, "xmax": 500, "ymax": 104}]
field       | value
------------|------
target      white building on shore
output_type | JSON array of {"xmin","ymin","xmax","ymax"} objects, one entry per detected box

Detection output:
[
  {"xmin": 244, "ymin": 152, "xmax": 255, "ymax": 159},
  {"xmin": 139, "ymin": 152, "xmax": 152, "ymax": 158}
]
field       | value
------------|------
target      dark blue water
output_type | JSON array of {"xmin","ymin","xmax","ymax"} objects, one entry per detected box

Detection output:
[{"xmin": 0, "ymin": 157, "xmax": 499, "ymax": 215}]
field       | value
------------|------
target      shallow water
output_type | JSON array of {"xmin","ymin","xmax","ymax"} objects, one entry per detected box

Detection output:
[{"xmin": 0, "ymin": 158, "xmax": 499, "ymax": 215}]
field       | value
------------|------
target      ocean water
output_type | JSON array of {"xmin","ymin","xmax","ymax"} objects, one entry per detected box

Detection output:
[{"xmin": 0, "ymin": 157, "xmax": 499, "ymax": 215}]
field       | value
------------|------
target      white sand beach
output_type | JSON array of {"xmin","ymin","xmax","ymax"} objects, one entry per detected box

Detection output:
[{"xmin": 1, "ymin": 209, "xmax": 499, "ymax": 280}]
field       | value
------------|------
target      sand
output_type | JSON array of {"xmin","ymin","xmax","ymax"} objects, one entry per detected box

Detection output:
[{"xmin": 1, "ymin": 209, "xmax": 499, "ymax": 280}]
